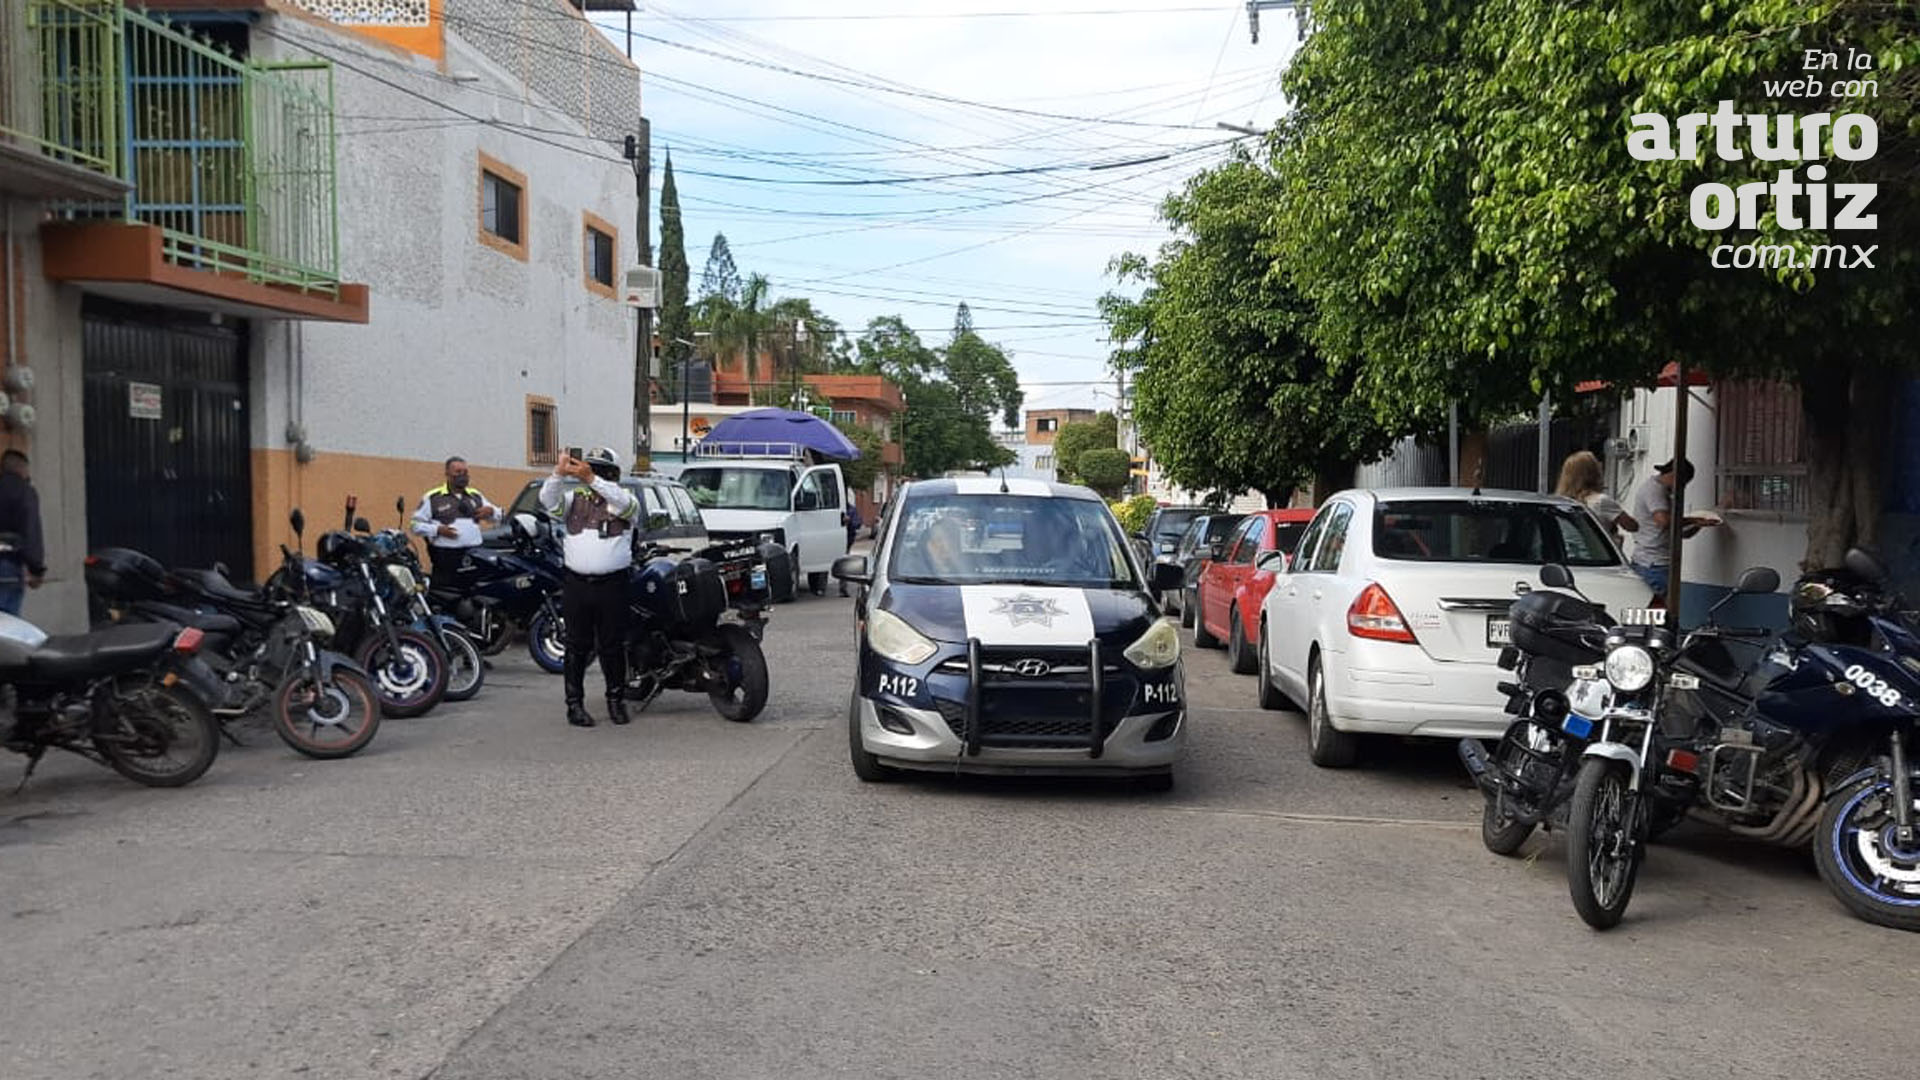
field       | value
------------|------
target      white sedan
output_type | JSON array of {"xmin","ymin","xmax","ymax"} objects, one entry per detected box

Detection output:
[{"xmin": 1253, "ymin": 487, "xmax": 1654, "ymax": 767}]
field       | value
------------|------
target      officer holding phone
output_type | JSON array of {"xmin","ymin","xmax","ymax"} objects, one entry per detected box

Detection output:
[{"xmin": 539, "ymin": 446, "xmax": 638, "ymax": 728}]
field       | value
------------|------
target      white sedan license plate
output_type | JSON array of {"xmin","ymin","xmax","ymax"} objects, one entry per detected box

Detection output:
[{"xmin": 1486, "ymin": 616, "xmax": 1511, "ymax": 647}]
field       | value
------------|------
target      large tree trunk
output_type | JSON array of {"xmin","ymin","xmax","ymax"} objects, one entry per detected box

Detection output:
[
  {"xmin": 1802, "ymin": 364, "xmax": 1893, "ymax": 572},
  {"xmin": 1311, "ymin": 462, "xmax": 1354, "ymax": 506},
  {"xmin": 1458, "ymin": 429, "xmax": 1490, "ymax": 490},
  {"xmin": 1260, "ymin": 486, "xmax": 1296, "ymax": 510}
]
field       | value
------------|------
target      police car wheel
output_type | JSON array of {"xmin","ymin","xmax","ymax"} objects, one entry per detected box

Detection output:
[{"xmin": 847, "ymin": 693, "xmax": 896, "ymax": 782}]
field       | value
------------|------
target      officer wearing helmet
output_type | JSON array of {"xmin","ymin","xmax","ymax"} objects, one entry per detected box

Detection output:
[{"xmin": 539, "ymin": 447, "xmax": 639, "ymax": 728}]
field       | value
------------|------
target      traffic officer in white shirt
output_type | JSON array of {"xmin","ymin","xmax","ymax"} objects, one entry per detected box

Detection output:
[
  {"xmin": 411, "ymin": 456, "xmax": 499, "ymax": 584},
  {"xmin": 539, "ymin": 446, "xmax": 639, "ymax": 728}
]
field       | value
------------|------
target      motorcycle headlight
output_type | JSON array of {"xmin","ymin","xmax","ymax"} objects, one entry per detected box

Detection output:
[
  {"xmin": 386, "ymin": 564, "xmax": 420, "ymax": 594},
  {"xmin": 1123, "ymin": 618, "xmax": 1181, "ymax": 670},
  {"xmin": 1604, "ymin": 645, "xmax": 1655, "ymax": 693},
  {"xmin": 295, "ymin": 604, "xmax": 336, "ymax": 641},
  {"xmin": 867, "ymin": 608, "xmax": 937, "ymax": 666}
]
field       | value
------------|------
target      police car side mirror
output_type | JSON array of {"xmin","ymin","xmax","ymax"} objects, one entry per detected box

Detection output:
[
  {"xmin": 1152, "ymin": 561, "xmax": 1184, "ymax": 593},
  {"xmin": 832, "ymin": 554, "xmax": 870, "ymax": 585}
]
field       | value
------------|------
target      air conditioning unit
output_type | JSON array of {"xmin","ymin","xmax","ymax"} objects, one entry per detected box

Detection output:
[{"xmin": 624, "ymin": 266, "xmax": 662, "ymax": 309}]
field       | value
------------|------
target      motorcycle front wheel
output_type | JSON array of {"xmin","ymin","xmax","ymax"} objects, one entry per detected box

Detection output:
[
  {"xmin": 272, "ymin": 668, "xmax": 381, "ymax": 759},
  {"xmin": 707, "ymin": 625, "xmax": 770, "ymax": 722},
  {"xmin": 1814, "ymin": 770, "xmax": 1920, "ymax": 932},
  {"xmin": 96, "ymin": 683, "xmax": 219, "ymax": 787},
  {"xmin": 1566, "ymin": 757, "xmax": 1644, "ymax": 930},
  {"xmin": 438, "ymin": 624, "xmax": 486, "ymax": 702},
  {"xmin": 356, "ymin": 629, "xmax": 449, "ymax": 718},
  {"xmin": 527, "ymin": 606, "xmax": 566, "ymax": 674}
]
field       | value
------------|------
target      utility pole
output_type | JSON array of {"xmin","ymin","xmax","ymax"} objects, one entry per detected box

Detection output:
[
  {"xmin": 625, "ymin": 119, "xmax": 653, "ymax": 472},
  {"xmin": 1536, "ymin": 392, "xmax": 1552, "ymax": 493}
]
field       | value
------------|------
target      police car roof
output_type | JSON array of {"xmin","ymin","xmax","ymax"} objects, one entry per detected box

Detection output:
[{"xmin": 903, "ymin": 477, "xmax": 1103, "ymax": 501}]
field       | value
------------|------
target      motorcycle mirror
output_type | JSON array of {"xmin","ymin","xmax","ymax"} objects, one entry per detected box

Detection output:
[
  {"xmin": 289, "ymin": 508, "xmax": 305, "ymax": 537},
  {"xmin": 396, "ymin": 496, "xmax": 406, "ymax": 514},
  {"xmin": 1736, "ymin": 566, "xmax": 1781, "ymax": 595},
  {"xmin": 1539, "ymin": 564, "xmax": 1574, "ymax": 590},
  {"xmin": 1845, "ymin": 547, "xmax": 1889, "ymax": 583}
]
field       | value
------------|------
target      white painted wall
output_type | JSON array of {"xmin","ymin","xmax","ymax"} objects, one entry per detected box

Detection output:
[
  {"xmin": 251, "ymin": 18, "xmax": 638, "ymax": 471},
  {"xmin": 993, "ymin": 430, "xmax": 1055, "ymax": 482}
]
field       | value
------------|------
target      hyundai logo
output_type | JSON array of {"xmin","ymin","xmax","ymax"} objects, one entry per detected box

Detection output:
[{"xmin": 1010, "ymin": 659, "xmax": 1052, "ymax": 678}]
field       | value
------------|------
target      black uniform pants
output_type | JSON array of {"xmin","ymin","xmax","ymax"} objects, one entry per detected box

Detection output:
[
  {"xmin": 563, "ymin": 570, "xmax": 629, "ymax": 704},
  {"xmin": 428, "ymin": 544, "xmax": 471, "ymax": 586}
]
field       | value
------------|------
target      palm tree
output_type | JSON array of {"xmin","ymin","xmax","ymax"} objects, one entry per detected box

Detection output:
[{"xmin": 693, "ymin": 273, "xmax": 775, "ymax": 379}]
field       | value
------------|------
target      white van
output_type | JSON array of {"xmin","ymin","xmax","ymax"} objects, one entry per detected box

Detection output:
[{"xmin": 678, "ymin": 443, "xmax": 849, "ymax": 599}]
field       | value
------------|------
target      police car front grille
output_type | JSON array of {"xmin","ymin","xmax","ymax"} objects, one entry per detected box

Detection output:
[{"xmin": 935, "ymin": 675, "xmax": 1139, "ymax": 749}]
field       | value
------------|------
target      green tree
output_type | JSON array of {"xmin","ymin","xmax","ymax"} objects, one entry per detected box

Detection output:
[
  {"xmin": 656, "ymin": 153, "xmax": 692, "ymax": 389},
  {"xmin": 698, "ymin": 232, "xmax": 741, "ymax": 303},
  {"xmin": 943, "ymin": 328, "xmax": 1023, "ymax": 430},
  {"xmin": 1076, "ymin": 447, "xmax": 1132, "ymax": 498},
  {"xmin": 1110, "ymin": 494, "xmax": 1158, "ymax": 535},
  {"xmin": 951, "ymin": 301, "xmax": 974, "ymax": 338},
  {"xmin": 855, "ymin": 315, "xmax": 939, "ymax": 383},
  {"xmin": 1102, "ymin": 155, "xmax": 1397, "ymax": 507},
  {"xmin": 1269, "ymin": 0, "xmax": 1919, "ymax": 565},
  {"xmin": 1052, "ymin": 412, "xmax": 1118, "ymax": 485},
  {"xmin": 694, "ymin": 272, "xmax": 776, "ymax": 379},
  {"xmin": 832, "ymin": 418, "xmax": 884, "ymax": 493}
]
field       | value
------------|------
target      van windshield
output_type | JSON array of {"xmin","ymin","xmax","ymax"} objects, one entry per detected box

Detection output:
[
  {"xmin": 889, "ymin": 494, "xmax": 1137, "ymax": 590},
  {"xmin": 680, "ymin": 467, "xmax": 792, "ymax": 511}
]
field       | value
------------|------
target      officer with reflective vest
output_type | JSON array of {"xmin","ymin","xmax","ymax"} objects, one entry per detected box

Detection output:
[
  {"xmin": 411, "ymin": 456, "xmax": 499, "ymax": 584},
  {"xmin": 539, "ymin": 447, "xmax": 639, "ymax": 728}
]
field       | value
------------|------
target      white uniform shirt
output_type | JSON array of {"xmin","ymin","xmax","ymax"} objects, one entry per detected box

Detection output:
[{"xmin": 539, "ymin": 475, "xmax": 638, "ymax": 576}]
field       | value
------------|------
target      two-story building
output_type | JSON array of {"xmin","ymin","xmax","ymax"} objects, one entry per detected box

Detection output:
[{"xmin": 3, "ymin": 0, "xmax": 645, "ymax": 625}]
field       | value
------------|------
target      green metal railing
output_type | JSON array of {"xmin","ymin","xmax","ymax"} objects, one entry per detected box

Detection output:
[
  {"xmin": 1, "ymin": 0, "xmax": 125, "ymax": 178},
  {"xmin": 61, "ymin": 9, "xmax": 341, "ymax": 296}
]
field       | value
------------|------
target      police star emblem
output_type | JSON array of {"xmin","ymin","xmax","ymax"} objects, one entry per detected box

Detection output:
[{"xmin": 990, "ymin": 592, "xmax": 1064, "ymax": 628}]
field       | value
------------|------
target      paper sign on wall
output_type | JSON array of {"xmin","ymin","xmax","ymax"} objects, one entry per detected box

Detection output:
[{"xmin": 128, "ymin": 382, "xmax": 162, "ymax": 420}]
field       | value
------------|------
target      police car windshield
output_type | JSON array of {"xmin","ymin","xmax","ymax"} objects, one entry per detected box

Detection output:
[
  {"xmin": 680, "ymin": 467, "xmax": 791, "ymax": 511},
  {"xmin": 889, "ymin": 494, "xmax": 1138, "ymax": 589}
]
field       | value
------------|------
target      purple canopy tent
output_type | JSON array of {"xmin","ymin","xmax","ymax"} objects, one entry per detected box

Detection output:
[{"xmin": 701, "ymin": 408, "xmax": 862, "ymax": 460}]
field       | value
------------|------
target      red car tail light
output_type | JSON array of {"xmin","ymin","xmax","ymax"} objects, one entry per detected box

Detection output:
[{"xmin": 1348, "ymin": 583, "xmax": 1417, "ymax": 643}]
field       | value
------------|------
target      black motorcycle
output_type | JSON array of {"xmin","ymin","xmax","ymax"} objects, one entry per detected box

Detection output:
[
  {"xmin": 0, "ymin": 606, "xmax": 220, "ymax": 787},
  {"xmin": 86, "ymin": 520, "xmax": 383, "ymax": 760},
  {"xmin": 273, "ymin": 508, "xmax": 450, "ymax": 719}
]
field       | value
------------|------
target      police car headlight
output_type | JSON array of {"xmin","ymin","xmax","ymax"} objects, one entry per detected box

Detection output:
[
  {"xmin": 1604, "ymin": 645, "xmax": 1655, "ymax": 693},
  {"xmin": 1124, "ymin": 618, "xmax": 1181, "ymax": 671},
  {"xmin": 868, "ymin": 608, "xmax": 937, "ymax": 666}
]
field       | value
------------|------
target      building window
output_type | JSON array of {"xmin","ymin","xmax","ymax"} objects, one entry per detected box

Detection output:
[
  {"xmin": 831, "ymin": 409, "xmax": 857, "ymax": 425},
  {"xmin": 583, "ymin": 211, "xmax": 617, "ymax": 298},
  {"xmin": 1036, "ymin": 417, "xmax": 1058, "ymax": 432},
  {"xmin": 1715, "ymin": 379, "xmax": 1806, "ymax": 514},
  {"xmin": 478, "ymin": 152, "xmax": 528, "ymax": 260},
  {"xmin": 1036, "ymin": 454, "xmax": 1054, "ymax": 471},
  {"xmin": 527, "ymin": 396, "xmax": 557, "ymax": 466}
]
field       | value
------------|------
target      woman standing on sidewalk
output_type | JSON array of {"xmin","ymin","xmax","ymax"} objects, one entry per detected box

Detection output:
[{"xmin": 1557, "ymin": 450, "xmax": 1637, "ymax": 548}]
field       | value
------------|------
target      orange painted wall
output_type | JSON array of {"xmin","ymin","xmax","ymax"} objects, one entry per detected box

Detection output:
[{"xmin": 250, "ymin": 448, "xmax": 545, "ymax": 583}]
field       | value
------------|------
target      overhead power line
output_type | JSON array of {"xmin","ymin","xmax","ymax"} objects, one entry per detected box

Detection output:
[{"xmin": 666, "ymin": 6, "xmax": 1229, "ymax": 21}]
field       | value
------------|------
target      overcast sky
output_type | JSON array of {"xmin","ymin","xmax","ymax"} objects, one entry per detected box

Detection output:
[{"xmin": 585, "ymin": 1, "xmax": 1300, "ymax": 418}]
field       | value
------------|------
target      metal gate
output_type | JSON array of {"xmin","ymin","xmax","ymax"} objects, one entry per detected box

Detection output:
[{"xmin": 83, "ymin": 298, "xmax": 252, "ymax": 577}]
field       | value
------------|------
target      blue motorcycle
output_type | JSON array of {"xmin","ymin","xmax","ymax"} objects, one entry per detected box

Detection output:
[{"xmin": 1565, "ymin": 549, "xmax": 1920, "ymax": 932}]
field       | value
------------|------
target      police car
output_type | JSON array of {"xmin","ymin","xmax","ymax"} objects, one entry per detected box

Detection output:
[{"xmin": 832, "ymin": 478, "xmax": 1188, "ymax": 790}]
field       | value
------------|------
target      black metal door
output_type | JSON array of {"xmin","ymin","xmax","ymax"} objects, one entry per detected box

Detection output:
[{"xmin": 83, "ymin": 298, "xmax": 252, "ymax": 576}]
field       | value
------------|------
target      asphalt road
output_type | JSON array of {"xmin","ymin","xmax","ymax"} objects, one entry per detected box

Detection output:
[{"xmin": 1, "ymin": 591, "xmax": 1912, "ymax": 1080}]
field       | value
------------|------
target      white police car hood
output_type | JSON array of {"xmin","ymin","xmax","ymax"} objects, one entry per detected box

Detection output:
[{"xmin": 882, "ymin": 583, "xmax": 1151, "ymax": 648}]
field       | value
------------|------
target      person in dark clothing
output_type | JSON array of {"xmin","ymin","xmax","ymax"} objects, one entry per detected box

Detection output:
[{"xmin": 0, "ymin": 450, "xmax": 46, "ymax": 617}]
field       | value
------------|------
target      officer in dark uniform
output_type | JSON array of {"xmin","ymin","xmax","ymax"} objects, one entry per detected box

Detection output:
[{"xmin": 538, "ymin": 447, "xmax": 639, "ymax": 728}]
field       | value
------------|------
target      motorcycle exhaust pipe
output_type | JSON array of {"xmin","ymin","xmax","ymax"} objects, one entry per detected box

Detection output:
[{"xmin": 1458, "ymin": 739, "xmax": 1498, "ymax": 795}]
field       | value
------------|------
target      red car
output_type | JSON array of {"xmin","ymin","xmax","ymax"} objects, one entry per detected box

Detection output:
[{"xmin": 1193, "ymin": 509, "xmax": 1316, "ymax": 673}]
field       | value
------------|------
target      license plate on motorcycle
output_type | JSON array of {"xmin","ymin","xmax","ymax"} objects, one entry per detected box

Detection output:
[
  {"xmin": 750, "ymin": 567, "xmax": 768, "ymax": 590},
  {"xmin": 1563, "ymin": 713, "xmax": 1595, "ymax": 739},
  {"xmin": 1486, "ymin": 616, "xmax": 1511, "ymax": 647}
]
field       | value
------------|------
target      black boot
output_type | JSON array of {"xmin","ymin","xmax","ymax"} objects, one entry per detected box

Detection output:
[
  {"xmin": 606, "ymin": 694, "xmax": 631, "ymax": 726},
  {"xmin": 566, "ymin": 700, "xmax": 595, "ymax": 728}
]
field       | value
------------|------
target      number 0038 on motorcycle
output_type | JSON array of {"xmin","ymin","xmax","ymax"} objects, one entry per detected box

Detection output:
[{"xmin": 1486, "ymin": 616, "xmax": 1511, "ymax": 647}]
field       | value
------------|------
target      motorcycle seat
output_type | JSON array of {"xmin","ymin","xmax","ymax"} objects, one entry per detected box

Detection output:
[
  {"xmin": 178, "ymin": 567, "xmax": 262, "ymax": 606},
  {"xmin": 135, "ymin": 601, "xmax": 242, "ymax": 637},
  {"xmin": 24, "ymin": 622, "xmax": 179, "ymax": 681}
]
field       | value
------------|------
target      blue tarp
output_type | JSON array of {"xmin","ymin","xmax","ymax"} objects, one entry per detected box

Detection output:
[{"xmin": 701, "ymin": 408, "xmax": 862, "ymax": 460}]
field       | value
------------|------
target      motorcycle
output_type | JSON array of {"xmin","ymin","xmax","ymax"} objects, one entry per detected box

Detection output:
[
  {"xmin": 84, "ymin": 528, "xmax": 382, "ymax": 760},
  {"xmin": 0, "ymin": 606, "xmax": 221, "ymax": 788},
  {"xmin": 1458, "ymin": 566, "xmax": 1620, "ymax": 855},
  {"xmin": 439, "ymin": 514, "xmax": 566, "ymax": 661},
  {"xmin": 275, "ymin": 504, "xmax": 450, "ymax": 719},
  {"xmin": 540, "ymin": 536, "xmax": 777, "ymax": 722},
  {"xmin": 1563, "ymin": 549, "xmax": 1920, "ymax": 932},
  {"xmin": 350, "ymin": 502, "xmax": 485, "ymax": 703}
]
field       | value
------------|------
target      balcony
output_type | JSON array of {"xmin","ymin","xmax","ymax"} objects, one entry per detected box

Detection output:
[
  {"xmin": 0, "ymin": 0, "xmax": 131, "ymax": 200},
  {"xmin": 37, "ymin": 6, "xmax": 367, "ymax": 322}
]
